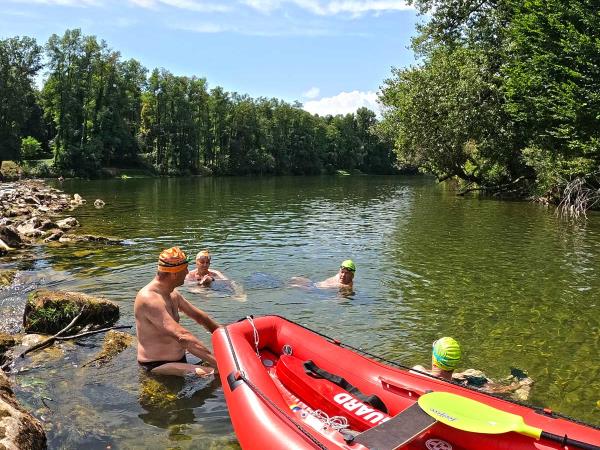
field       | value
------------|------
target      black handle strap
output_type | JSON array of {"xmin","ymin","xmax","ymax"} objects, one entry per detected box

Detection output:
[
  {"xmin": 303, "ymin": 360, "xmax": 389, "ymax": 414},
  {"xmin": 541, "ymin": 431, "xmax": 600, "ymax": 450}
]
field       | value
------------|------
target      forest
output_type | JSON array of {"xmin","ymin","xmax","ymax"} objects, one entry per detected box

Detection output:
[{"xmin": 0, "ymin": 29, "xmax": 396, "ymax": 178}]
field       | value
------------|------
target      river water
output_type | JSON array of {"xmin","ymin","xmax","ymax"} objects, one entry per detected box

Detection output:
[{"xmin": 1, "ymin": 175, "xmax": 599, "ymax": 448}]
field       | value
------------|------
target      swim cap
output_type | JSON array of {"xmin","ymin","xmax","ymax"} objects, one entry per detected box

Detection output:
[
  {"xmin": 432, "ymin": 337, "xmax": 461, "ymax": 371},
  {"xmin": 158, "ymin": 247, "xmax": 189, "ymax": 273},
  {"xmin": 196, "ymin": 249, "xmax": 211, "ymax": 260},
  {"xmin": 340, "ymin": 259, "xmax": 356, "ymax": 272}
]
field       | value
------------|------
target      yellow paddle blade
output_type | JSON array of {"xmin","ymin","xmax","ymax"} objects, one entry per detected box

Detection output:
[{"xmin": 418, "ymin": 391, "xmax": 542, "ymax": 439}]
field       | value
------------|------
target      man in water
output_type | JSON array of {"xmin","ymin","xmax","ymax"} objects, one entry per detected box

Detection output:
[
  {"xmin": 315, "ymin": 259, "xmax": 356, "ymax": 290},
  {"xmin": 412, "ymin": 337, "xmax": 462, "ymax": 380},
  {"xmin": 412, "ymin": 337, "xmax": 533, "ymax": 400},
  {"xmin": 135, "ymin": 246, "xmax": 220, "ymax": 378},
  {"xmin": 186, "ymin": 250, "xmax": 228, "ymax": 286}
]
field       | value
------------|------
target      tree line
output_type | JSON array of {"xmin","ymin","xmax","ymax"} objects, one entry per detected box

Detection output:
[
  {"xmin": 379, "ymin": 0, "xmax": 600, "ymax": 212},
  {"xmin": 0, "ymin": 29, "xmax": 397, "ymax": 178}
]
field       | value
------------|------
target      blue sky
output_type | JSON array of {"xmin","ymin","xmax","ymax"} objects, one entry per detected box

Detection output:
[{"xmin": 1, "ymin": 0, "xmax": 421, "ymax": 115}]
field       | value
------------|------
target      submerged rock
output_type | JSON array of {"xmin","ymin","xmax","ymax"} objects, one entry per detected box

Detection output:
[
  {"xmin": 22, "ymin": 289, "xmax": 119, "ymax": 334},
  {"xmin": 93, "ymin": 199, "xmax": 105, "ymax": 209},
  {"xmin": 83, "ymin": 330, "xmax": 133, "ymax": 367},
  {"xmin": 57, "ymin": 234, "xmax": 121, "ymax": 245},
  {"xmin": 0, "ymin": 269, "xmax": 17, "ymax": 288},
  {"xmin": 0, "ymin": 370, "xmax": 47, "ymax": 450}
]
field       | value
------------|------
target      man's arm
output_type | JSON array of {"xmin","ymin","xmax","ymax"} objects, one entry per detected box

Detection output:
[
  {"xmin": 315, "ymin": 275, "xmax": 338, "ymax": 288},
  {"xmin": 142, "ymin": 297, "xmax": 217, "ymax": 368},
  {"xmin": 176, "ymin": 292, "xmax": 221, "ymax": 333}
]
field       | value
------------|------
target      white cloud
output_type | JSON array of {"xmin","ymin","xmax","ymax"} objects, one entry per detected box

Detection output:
[
  {"xmin": 129, "ymin": 0, "xmax": 231, "ymax": 12},
  {"xmin": 243, "ymin": 0, "xmax": 412, "ymax": 16},
  {"xmin": 174, "ymin": 22, "xmax": 227, "ymax": 33},
  {"xmin": 303, "ymin": 90, "xmax": 379, "ymax": 116},
  {"xmin": 241, "ymin": 0, "xmax": 281, "ymax": 13},
  {"xmin": 7, "ymin": 0, "xmax": 100, "ymax": 5},
  {"xmin": 302, "ymin": 87, "xmax": 320, "ymax": 99}
]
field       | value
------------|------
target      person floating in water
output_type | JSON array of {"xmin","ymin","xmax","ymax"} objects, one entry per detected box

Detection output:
[
  {"xmin": 186, "ymin": 249, "xmax": 247, "ymax": 301},
  {"xmin": 412, "ymin": 337, "xmax": 533, "ymax": 401},
  {"xmin": 135, "ymin": 247, "xmax": 219, "ymax": 378},
  {"xmin": 289, "ymin": 259, "xmax": 356, "ymax": 294}
]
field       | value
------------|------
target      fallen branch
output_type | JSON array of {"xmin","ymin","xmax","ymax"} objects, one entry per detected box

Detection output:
[
  {"xmin": 18, "ymin": 306, "xmax": 87, "ymax": 358},
  {"xmin": 55, "ymin": 325, "xmax": 132, "ymax": 341},
  {"xmin": 458, "ymin": 176, "xmax": 525, "ymax": 196},
  {"xmin": 1, "ymin": 306, "xmax": 87, "ymax": 371}
]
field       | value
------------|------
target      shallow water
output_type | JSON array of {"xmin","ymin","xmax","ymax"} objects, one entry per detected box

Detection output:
[{"xmin": 1, "ymin": 175, "xmax": 599, "ymax": 448}]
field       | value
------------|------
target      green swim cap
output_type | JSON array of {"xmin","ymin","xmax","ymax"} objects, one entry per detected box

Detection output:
[
  {"xmin": 340, "ymin": 259, "xmax": 356, "ymax": 272},
  {"xmin": 432, "ymin": 337, "xmax": 461, "ymax": 371}
]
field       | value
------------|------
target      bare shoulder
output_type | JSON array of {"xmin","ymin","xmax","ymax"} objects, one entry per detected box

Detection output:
[{"xmin": 135, "ymin": 285, "xmax": 164, "ymax": 312}]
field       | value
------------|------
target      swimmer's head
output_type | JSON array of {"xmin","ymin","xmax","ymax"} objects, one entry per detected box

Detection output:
[
  {"xmin": 340, "ymin": 259, "xmax": 356, "ymax": 273},
  {"xmin": 432, "ymin": 337, "xmax": 461, "ymax": 372},
  {"xmin": 157, "ymin": 247, "xmax": 189, "ymax": 273}
]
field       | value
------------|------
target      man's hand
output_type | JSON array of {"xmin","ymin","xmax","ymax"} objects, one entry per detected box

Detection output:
[{"xmin": 199, "ymin": 274, "xmax": 214, "ymax": 285}]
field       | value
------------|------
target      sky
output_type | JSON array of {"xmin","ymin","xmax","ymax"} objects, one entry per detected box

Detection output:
[{"xmin": 0, "ymin": 0, "xmax": 421, "ymax": 115}]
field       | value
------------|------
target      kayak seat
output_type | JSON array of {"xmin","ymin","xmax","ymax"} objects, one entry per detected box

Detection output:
[{"xmin": 353, "ymin": 403, "xmax": 437, "ymax": 450}]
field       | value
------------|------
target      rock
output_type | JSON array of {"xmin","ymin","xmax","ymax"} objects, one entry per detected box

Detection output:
[
  {"xmin": 83, "ymin": 331, "xmax": 133, "ymax": 367},
  {"xmin": 0, "ymin": 270, "xmax": 17, "ymax": 288},
  {"xmin": 23, "ymin": 289, "xmax": 120, "ymax": 334},
  {"xmin": 0, "ymin": 227, "xmax": 22, "ymax": 249},
  {"xmin": 0, "ymin": 370, "xmax": 47, "ymax": 450},
  {"xmin": 55, "ymin": 218, "xmax": 79, "ymax": 230},
  {"xmin": 58, "ymin": 234, "xmax": 121, "ymax": 245},
  {"xmin": 93, "ymin": 199, "xmax": 105, "ymax": 209},
  {"xmin": 43, "ymin": 231, "xmax": 63, "ymax": 243},
  {"xmin": 0, "ymin": 333, "xmax": 19, "ymax": 364},
  {"xmin": 70, "ymin": 194, "xmax": 86, "ymax": 205}
]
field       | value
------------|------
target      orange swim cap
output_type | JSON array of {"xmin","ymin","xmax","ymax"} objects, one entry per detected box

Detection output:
[{"xmin": 158, "ymin": 247, "xmax": 189, "ymax": 273}]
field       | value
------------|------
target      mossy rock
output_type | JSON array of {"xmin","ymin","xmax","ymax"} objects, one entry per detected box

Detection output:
[
  {"xmin": 139, "ymin": 377, "xmax": 178, "ymax": 410},
  {"xmin": 23, "ymin": 289, "xmax": 119, "ymax": 334},
  {"xmin": 83, "ymin": 331, "xmax": 133, "ymax": 367},
  {"xmin": 0, "ymin": 270, "xmax": 17, "ymax": 288}
]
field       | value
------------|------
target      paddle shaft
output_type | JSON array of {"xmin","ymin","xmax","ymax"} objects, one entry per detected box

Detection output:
[{"xmin": 541, "ymin": 431, "xmax": 600, "ymax": 450}]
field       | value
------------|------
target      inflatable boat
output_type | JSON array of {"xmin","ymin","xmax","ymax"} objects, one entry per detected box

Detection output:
[{"xmin": 213, "ymin": 315, "xmax": 600, "ymax": 450}]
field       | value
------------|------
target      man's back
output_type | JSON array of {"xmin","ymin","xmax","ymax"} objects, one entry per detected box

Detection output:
[{"xmin": 135, "ymin": 283, "xmax": 185, "ymax": 363}]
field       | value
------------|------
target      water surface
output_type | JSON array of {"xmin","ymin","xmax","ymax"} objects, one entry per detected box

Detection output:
[{"xmin": 1, "ymin": 175, "xmax": 599, "ymax": 448}]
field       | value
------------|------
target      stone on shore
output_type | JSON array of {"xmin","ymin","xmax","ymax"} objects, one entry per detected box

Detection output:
[
  {"xmin": 23, "ymin": 289, "xmax": 119, "ymax": 334},
  {"xmin": 0, "ymin": 333, "xmax": 19, "ymax": 365},
  {"xmin": 0, "ymin": 370, "xmax": 47, "ymax": 450},
  {"xmin": 0, "ymin": 226, "xmax": 22, "ymax": 249}
]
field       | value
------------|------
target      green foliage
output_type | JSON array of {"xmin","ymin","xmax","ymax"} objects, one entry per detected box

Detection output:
[
  {"xmin": 0, "ymin": 36, "xmax": 42, "ymax": 165},
  {"xmin": 20, "ymin": 136, "xmax": 42, "ymax": 160},
  {"xmin": 381, "ymin": 0, "xmax": 600, "ymax": 206}
]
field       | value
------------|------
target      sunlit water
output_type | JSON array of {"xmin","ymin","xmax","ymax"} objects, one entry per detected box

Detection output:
[{"xmin": 1, "ymin": 175, "xmax": 599, "ymax": 448}]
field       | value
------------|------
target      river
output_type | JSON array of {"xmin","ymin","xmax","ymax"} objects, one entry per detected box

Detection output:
[{"xmin": 1, "ymin": 175, "xmax": 599, "ymax": 448}]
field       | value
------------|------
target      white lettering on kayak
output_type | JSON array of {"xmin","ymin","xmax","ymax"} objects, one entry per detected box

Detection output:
[
  {"xmin": 333, "ymin": 393, "xmax": 388, "ymax": 425},
  {"xmin": 355, "ymin": 405, "xmax": 374, "ymax": 416},
  {"xmin": 334, "ymin": 393, "xmax": 353, "ymax": 404}
]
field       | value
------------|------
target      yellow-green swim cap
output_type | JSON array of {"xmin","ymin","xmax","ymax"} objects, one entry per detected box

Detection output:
[
  {"xmin": 340, "ymin": 259, "xmax": 356, "ymax": 272},
  {"xmin": 432, "ymin": 337, "xmax": 461, "ymax": 371}
]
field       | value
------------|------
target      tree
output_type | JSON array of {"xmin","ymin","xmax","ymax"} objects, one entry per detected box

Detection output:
[{"xmin": 0, "ymin": 36, "xmax": 42, "ymax": 170}]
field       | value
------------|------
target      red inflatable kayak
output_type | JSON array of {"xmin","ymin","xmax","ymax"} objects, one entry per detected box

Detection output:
[{"xmin": 213, "ymin": 315, "xmax": 600, "ymax": 450}]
